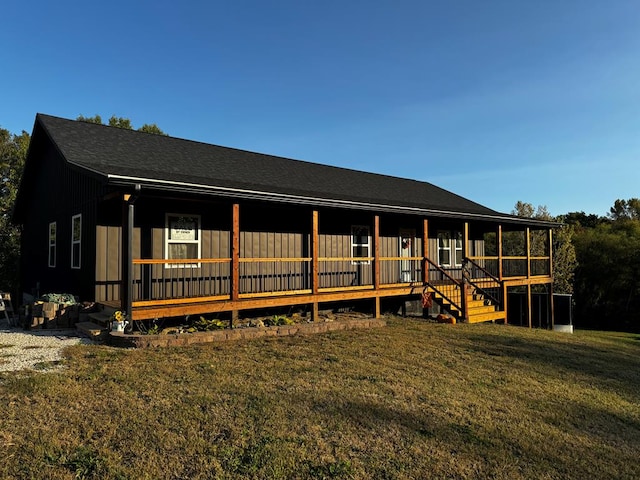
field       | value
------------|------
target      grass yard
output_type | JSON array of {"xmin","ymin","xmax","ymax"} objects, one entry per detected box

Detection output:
[{"xmin": 1, "ymin": 318, "xmax": 639, "ymax": 479}]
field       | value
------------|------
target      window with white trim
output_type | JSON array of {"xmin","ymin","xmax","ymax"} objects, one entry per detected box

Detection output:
[
  {"xmin": 71, "ymin": 214, "xmax": 81, "ymax": 269},
  {"xmin": 165, "ymin": 214, "xmax": 201, "ymax": 267},
  {"xmin": 437, "ymin": 230, "xmax": 463, "ymax": 268},
  {"xmin": 351, "ymin": 225, "xmax": 371, "ymax": 265},
  {"xmin": 454, "ymin": 231, "xmax": 463, "ymax": 266},
  {"xmin": 48, "ymin": 222, "xmax": 56, "ymax": 268}
]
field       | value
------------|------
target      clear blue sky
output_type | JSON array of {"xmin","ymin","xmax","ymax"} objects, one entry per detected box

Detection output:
[{"xmin": 2, "ymin": 1, "xmax": 639, "ymax": 217}]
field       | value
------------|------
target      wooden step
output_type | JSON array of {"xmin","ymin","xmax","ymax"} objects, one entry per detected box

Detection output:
[
  {"xmin": 468, "ymin": 304, "xmax": 499, "ymax": 315},
  {"xmin": 467, "ymin": 298, "xmax": 489, "ymax": 309},
  {"xmin": 76, "ymin": 321, "xmax": 108, "ymax": 340},
  {"xmin": 467, "ymin": 310, "xmax": 507, "ymax": 324},
  {"xmin": 88, "ymin": 311, "xmax": 112, "ymax": 327}
]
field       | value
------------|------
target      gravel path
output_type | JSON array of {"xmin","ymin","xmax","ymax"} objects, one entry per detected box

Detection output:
[{"xmin": 0, "ymin": 325, "xmax": 93, "ymax": 373}]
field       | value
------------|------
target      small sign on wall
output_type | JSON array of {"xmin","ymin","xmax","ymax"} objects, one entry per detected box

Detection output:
[{"xmin": 169, "ymin": 216, "xmax": 198, "ymax": 241}]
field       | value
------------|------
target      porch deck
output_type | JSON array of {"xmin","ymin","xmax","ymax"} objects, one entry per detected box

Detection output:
[{"xmin": 106, "ymin": 254, "xmax": 552, "ymax": 323}]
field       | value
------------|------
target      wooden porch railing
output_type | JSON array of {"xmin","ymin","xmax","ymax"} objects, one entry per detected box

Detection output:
[
  {"xmin": 239, "ymin": 257, "xmax": 312, "ymax": 295},
  {"xmin": 131, "ymin": 253, "xmax": 550, "ymax": 305},
  {"xmin": 463, "ymin": 258, "xmax": 503, "ymax": 309},
  {"xmin": 132, "ymin": 258, "xmax": 231, "ymax": 302},
  {"xmin": 467, "ymin": 256, "xmax": 551, "ymax": 278}
]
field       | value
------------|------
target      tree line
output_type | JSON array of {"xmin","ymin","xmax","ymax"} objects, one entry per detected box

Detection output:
[{"xmin": 513, "ymin": 199, "xmax": 640, "ymax": 332}]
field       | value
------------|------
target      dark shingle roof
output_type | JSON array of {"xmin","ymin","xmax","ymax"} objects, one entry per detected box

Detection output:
[{"xmin": 35, "ymin": 114, "xmax": 547, "ymax": 224}]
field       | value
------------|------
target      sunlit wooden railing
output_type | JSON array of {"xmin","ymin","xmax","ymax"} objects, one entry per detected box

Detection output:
[
  {"xmin": 131, "ymin": 252, "xmax": 551, "ymax": 304},
  {"xmin": 379, "ymin": 257, "xmax": 423, "ymax": 284},
  {"xmin": 468, "ymin": 256, "xmax": 551, "ymax": 278},
  {"xmin": 132, "ymin": 258, "xmax": 231, "ymax": 302},
  {"xmin": 239, "ymin": 257, "xmax": 311, "ymax": 295},
  {"xmin": 318, "ymin": 257, "xmax": 373, "ymax": 289}
]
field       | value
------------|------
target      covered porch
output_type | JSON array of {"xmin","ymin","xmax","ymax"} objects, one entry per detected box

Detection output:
[{"xmin": 104, "ymin": 196, "xmax": 554, "ymax": 327}]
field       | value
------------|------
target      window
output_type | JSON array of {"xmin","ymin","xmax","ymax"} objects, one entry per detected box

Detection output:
[
  {"xmin": 48, "ymin": 222, "xmax": 56, "ymax": 268},
  {"xmin": 165, "ymin": 214, "xmax": 201, "ymax": 267},
  {"xmin": 437, "ymin": 230, "xmax": 463, "ymax": 268},
  {"xmin": 454, "ymin": 231, "xmax": 463, "ymax": 266},
  {"xmin": 71, "ymin": 214, "xmax": 81, "ymax": 269},
  {"xmin": 437, "ymin": 231, "xmax": 451, "ymax": 266},
  {"xmin": 351, "ymin": 225, "xmax": 370, "ymax": 264}
]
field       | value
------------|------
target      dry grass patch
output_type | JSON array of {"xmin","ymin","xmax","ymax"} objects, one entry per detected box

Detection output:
[{"xmin": 0, "ymin": 318, "xmax": 639, "ymax": 479}]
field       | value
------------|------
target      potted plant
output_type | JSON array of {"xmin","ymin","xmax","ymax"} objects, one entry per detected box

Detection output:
[{"xmin": 111, "ymin": 310, "xmax": 129, "ymax": 332}]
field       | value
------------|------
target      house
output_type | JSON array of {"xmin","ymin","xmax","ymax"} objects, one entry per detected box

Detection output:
[{"xmin": 12, "ymin": 114, "xmax": 557, "ymax": 327}]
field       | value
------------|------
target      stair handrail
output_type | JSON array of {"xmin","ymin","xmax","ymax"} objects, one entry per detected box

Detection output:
[
  {"xmin": 423, "ymin": 257, "xmax": 463, "ymax": 313},
  {"xmin": 463, "ymin": 258, "xmax": 503, "ymax": 309},
  {"xmin": 464, "ymin": 257, "xmax": 501, "ymax": 284}
]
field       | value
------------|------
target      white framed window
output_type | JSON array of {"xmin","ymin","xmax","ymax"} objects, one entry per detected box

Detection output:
[
  {"xmin": 437, "ymin": 230, "xmax": 463, "ymax": 268},
  {"xmin": 165, "ymin": 214, "xmax": 201, "ymax": 267},
  {"xmin": 71, "ymin": 214, "xmax": 81, "ymax": 269},
  {"xmin": 351, "ymin": 225, "xmax": 371, "ymax": 265},
  {"xmin": 48, "ymin": 222, "xmax": 56, "ymax": 268},
  {"xmin": 454, "ymin": 231, "xmax": 463, "ymax": 266},
  {"xmin": 437, "ymin": 231, "xmax": 451, "ymax": 266}
]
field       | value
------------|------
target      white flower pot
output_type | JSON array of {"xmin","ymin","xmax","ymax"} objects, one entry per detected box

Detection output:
[{"xmin": 112, "ymin": 320, "xmax": 128, "ymax": 332}]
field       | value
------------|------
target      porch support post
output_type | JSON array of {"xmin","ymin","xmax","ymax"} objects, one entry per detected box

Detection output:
[
  {"xmin": 526, "ymin": 227, "xmax": 531, "ymax": 278},
  {"xmin": 373, "ymin": 215, "xmax": 380, "ymax": 318},
  {"xmin": 121, "ymin": 193, "xmax": 135, "ymax": 319},
  {"xmin": 527, "ymin": 283, "xmax": 533, "ymax": 328},
  {"xmin": 463, "ymin": 222, "xmax": 470, "ymax": 259},
  {"xmin": 311, "ymin": 210, "xmax": 319, "ymax": 321},
  {"xmin": 461, "ymin": 222, "xmax": 470, "ymax": 322},
  {"xmin": 231, "ymin": 203, "xmax": 240, "ymax": 326},
  {"xmin": 526, "ymin": 227, "xmax": 532, "ymax": 327},
  {"xmin": 373, "ymin": 215, "xmax": 380, "ymax": 290},
  {"xmin": 498, "ymin": 224, "xmax": 506, "ymax": 323},
  {"xmin": 497, "ymin": 225, "xmax": 503, "ymax": 280},
  {"xmin": 422, "ymin": 219, "xmax": 429, "ymax": 283},
  {"xmin": 549, "ymin": 228, "xmax": 555, "ymax": 329}
]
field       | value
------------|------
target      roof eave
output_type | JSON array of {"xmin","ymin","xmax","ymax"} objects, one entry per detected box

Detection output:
[{"xmin": 107, "ymin": 174, "xmax": 559, "ymax": 227}]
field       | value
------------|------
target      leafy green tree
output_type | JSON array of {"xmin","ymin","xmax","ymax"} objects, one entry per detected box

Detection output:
[
  {"xmin": 77, "ymin": 114, "xmax": 167, "ymax": 135},
  {"xmin": 563, "ymin": 211, "xmax": 605, "ymax": 229},
  {"xmin": 108, "ymin": 116, "xmax": 133, "ymax": 129},
  {"xmin": 573, "ymin": 217, "xmax": 640, "ymax": 331},
  {"xmin": 510, "ymin": 201, "xmax": 576, "ymax": 294},
  {"xmin": 609, "ymin": 198, "xmax": 640, "ymax": 220},
  {"xmin": 138, "ymin": 123, "xmax": 167, "ymax": 135},
  {"xmin": 0, "ymin": 128, "xmax": 30, "ymax": 293},
  {"xmin": 76, "ymin": 114, "xmax": 103, "ymax": 124}
]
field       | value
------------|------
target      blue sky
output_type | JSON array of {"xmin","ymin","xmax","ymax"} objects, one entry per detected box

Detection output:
[{"xmin": 2, "ymin": 1, "xmax": 639, "ymax": 217}]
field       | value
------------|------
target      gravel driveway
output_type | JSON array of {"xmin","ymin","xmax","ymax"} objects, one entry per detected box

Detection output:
[{"xmin": 0, "ymin": 326, "xmax": 93, "ymax": 372}]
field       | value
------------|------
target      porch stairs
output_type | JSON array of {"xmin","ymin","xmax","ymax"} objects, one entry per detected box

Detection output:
[
  {"xmin": 75, "ymin": 304, "xmax": 117, "ymax": 340},
  {"xmin": 427, "ymin": 284, "xmax": 506, "ymax": 324}
]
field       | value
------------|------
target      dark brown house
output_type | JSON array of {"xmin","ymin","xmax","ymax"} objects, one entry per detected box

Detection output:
[{"xmin": 13, "ymin": 114, "xmax": 557, "ymax": 326}]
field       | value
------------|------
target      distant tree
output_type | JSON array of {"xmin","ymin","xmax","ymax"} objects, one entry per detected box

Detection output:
[
  {"xmin": 76, "ymin": 114, "xmax": 103, "ymax": 124},
  {"xmin": 0, "ymin": 127, "xmax": 30, "ymax": 293},
  {"xmin": 76, "ymin": 114, "xmax": 167, "ymax": 135},
  {"xmin": 108, "ymin": 115, "xmax": 133, "ymax": 129},
  {"xmin": 510, "ymin": 201, "xmax": 576, "ymax": 294},
  {"xmin": 563, "ymin": 211, "xmax": 605, "ymax": 229},
  {"xmin": 573, "ymin": 217, "xmax": 640, "ymax": 331},
  {"xmin": 551, "ymin": 219, "xmax": 577, "ymax": 294},
  {"xmin": 138, "ymin": 123, "xmax": 167, "ymax": 136},
  {"xmin": 609, "ymin": 198, "xmax": 640, "ymax": 221}
]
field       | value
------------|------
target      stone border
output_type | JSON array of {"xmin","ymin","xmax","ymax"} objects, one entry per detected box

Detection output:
[{"xmin": 107, "ymin": 318, "xmax": 386, "ymax": 348}]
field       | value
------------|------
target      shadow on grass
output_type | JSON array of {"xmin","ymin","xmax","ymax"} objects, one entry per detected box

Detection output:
[{"xmin": 459, "ymin": 331, "xmax": 640, "ymax": 402}]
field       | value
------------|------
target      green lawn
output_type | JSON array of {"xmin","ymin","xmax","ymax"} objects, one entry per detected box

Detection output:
[{"xmin": 1, "ymin": 318, "xmax": 639, "ymax": 479}]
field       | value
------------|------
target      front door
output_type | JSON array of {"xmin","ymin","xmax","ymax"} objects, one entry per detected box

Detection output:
[{"xmin": 399, "ymin": 228, "xmax": 416, "ymax": 282}]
